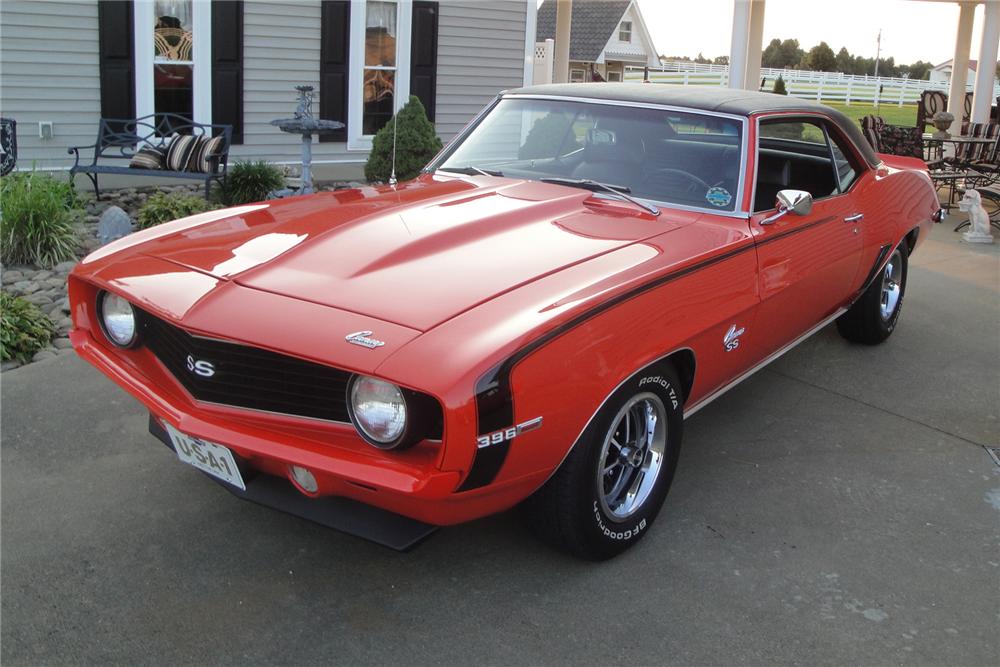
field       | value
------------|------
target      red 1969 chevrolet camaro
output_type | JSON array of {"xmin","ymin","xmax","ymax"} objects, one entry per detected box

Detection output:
[{"xmin": 70, "ymin": 84, "xmax": 941, "ymax": 559}]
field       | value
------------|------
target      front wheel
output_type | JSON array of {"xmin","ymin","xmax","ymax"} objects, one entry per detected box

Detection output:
[
  {"xmin": 837, "ymin": 245, "xmax": 908, "ymax": 345},
  {"xmin": 525, "ymin": 365, "xmax": 684, "ymax": 560}
]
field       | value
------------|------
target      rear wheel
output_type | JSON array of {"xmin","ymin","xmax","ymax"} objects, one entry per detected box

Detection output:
[
  {"xmin": 525, "ymin": 364, "xmax": 684, "ymax": 560},
  {"xmin": 837, "ymin": 246, "xmax": 908, "ymax": 344}
]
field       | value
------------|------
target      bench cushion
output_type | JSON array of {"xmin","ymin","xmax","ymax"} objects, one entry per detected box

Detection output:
[{"xmin": 129, "ymin": 145, "xmax": 166, "ymax": 170}]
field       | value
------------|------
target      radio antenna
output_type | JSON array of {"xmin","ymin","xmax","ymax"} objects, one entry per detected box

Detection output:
[{"xmin": 389, "ymin": 108, "xmax": 398, "ymax": 186}]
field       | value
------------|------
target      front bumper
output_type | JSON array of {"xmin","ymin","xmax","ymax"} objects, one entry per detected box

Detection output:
[
  {"xmin": 148, "ymin": 415, "xmax": 437, "ymax": 550},
  {"xmin": 72, "ymin": 329, "xmax": 548, "ymax": 528}
]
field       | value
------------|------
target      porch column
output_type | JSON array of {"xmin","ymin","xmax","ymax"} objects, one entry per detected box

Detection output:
[
  {"xmin": 971, "ymin": 0, "xmax": 1000, "ymax": 122},
  {"xmin": 553, "ymin": 0, "xmax": 572, "ymax": 84},
  {"xmin": 728, "ymin": 0, "xmax": 751, "ymax": 89},
  {"xmin": 745, "ymin": 0, "xmax": 766, "ymax": 91},
  {"xmin": 947, "ymin": 1, "xmax": 976, "ymax": 126}
]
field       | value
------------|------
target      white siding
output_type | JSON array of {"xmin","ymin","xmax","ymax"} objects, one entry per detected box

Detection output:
[
  {"xmin": 237, "ymin": 0, "xmax": 352, "ymax": 163},
  {"xmin": 0, "ymin": 0, "xmax": 529, "ymax": 170},
  {"xmin": 0, "ymin": 1, "xmax": 102, "ymax": 169},
  {"xmin": 435, "ymin": 0, "xmax": 527, "ymax": 140}
]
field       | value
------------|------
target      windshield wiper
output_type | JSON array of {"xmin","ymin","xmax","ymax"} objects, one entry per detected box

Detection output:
[
  {"xmin": 438, "ymin": 166, "xmax": 504, "ymax": 177},
  {"xmin": 539, "ymin": 177, "xmax": 660, "ymax": 216}
]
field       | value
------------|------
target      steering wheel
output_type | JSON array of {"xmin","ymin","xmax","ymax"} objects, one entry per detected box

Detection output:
[{"xmin": 647, "ymin": 168, "xmax": 711, "ymax": 197}]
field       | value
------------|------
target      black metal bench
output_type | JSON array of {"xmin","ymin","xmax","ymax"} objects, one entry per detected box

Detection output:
[{"xmin": 68, "ymin": 114, "xmax": 232, "ymax": 199}]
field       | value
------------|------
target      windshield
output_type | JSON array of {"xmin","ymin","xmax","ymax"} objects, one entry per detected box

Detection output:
[{"xmin": 435, "ymin": 97, "xmax": 744, "ymax": 212}]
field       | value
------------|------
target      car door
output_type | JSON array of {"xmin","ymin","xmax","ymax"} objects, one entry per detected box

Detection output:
[{"xmin": 749, "ymin": 115, "xmax": 864, "ymax": 360}]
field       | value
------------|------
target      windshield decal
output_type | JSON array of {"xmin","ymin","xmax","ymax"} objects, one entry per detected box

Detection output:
[{"xmin": 706, "ymin": 187, "xmax": 732, "ymax": 208}]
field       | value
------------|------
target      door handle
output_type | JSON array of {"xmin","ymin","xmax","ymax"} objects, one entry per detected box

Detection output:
[{"xmin": 844, "ymin": 213, "xmax": 864, "ymax": 223}]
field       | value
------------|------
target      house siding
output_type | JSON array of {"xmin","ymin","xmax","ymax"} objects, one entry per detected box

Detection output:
[
  {"xmin": 436, "ymin": 0, "xmax": 527, "ymax": 140},
  {"xmin": 0, "ymin": 0, "xmax": 528, "ymax": 170},
  {"xmin": 0, "ymin": 1, "xmax": 102, "ymax": 169}
]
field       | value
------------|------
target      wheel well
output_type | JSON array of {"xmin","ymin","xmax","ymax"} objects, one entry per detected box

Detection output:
[
  {"xmin": 904, "ymin": 226, "xmax": 919, "ymax": 255},
  {"xmin": 661, "ymin": 349, "xmax": 696, "ymax": 405}
]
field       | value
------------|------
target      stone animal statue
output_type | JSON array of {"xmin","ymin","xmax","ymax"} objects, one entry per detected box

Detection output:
[{"xmin": 958, "ymin": 189, "xmax": 994, "ymax": 243}]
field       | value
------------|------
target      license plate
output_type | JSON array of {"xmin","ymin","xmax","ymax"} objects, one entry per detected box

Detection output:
[{"xmin": 164, "ymin": 423, "xmax": 246, "ymax": 491}]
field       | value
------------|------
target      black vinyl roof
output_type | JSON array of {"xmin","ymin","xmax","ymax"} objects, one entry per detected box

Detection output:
[{"xmin": 507, "ymin": 83, "xmax": 880, "ymax": 167}]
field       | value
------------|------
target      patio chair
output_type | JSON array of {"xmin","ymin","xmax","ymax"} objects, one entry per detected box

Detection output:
[
  {"xmin": 859, "ymin": 115, "xmax": 923, "ymax": 158},
  {"xmin": 916, "ymin": 90, "xmax": 947, "ymax": 131}
]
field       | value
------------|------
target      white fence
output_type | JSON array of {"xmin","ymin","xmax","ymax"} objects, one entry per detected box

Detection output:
[{"xmin": 625, "ymin": 61, "xmax": 1000, "ymax": 106}]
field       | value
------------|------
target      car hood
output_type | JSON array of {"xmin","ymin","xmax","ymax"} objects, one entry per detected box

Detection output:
[{"xmin": 93, "ymin": 175, "xmax": 692, "ymax": 331}]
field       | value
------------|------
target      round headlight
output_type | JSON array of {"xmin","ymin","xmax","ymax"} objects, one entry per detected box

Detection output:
[
  {"xmin": 99, "ymin": 291, "xmax": 137, "ymax": 347},
  {"xmin": 348, "ymin": 376, "xmax": 408, "ymax": 448}
]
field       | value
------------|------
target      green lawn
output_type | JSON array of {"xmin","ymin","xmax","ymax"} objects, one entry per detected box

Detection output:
[{"xmin": 824, "ymin": 102, "xmax": 918, "ymax": 127}]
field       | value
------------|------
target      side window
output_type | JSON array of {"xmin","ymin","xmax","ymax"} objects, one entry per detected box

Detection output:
[
  {"xmin": 754, "ymin": 119, "xmax": 839, "ymax": 212},
  {"xmin": 828, "ymin": 133, "xmax": 859, "ymax": 192}
]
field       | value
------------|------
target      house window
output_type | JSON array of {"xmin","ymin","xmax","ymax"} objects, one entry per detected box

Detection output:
[
  {"xmin": 570, "ymin": 69, "xmax": 585, "ymax": 82},
  {"xmin": 607, "ymin": 70, "xmax": 622, "ymax": 82},
  {"xmin": 134, "ymin": 0, "xmax": 212, "ymax": 128},
  {"xmin": 348, "ymin": 0, "xmax": 412, "ymax": 150},
  {"xmin": 618, "ymin": 21, "xmax": 632, "ymax": 42}
]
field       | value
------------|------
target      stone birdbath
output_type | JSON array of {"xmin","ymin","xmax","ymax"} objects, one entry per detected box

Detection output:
[{"xmin": 270, "ymin": 86, "xmax": 344, "ymax": 194}]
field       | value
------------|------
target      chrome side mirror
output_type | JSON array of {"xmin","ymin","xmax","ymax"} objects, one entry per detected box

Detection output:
[{"xmin": 761, "ymin": 189, "xmax": 813, "ymax": 225}]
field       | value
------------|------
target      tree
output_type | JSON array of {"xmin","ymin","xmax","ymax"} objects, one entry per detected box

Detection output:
[
  {"xmin": 907, "ymin": 61, "xmax": 933, "ymax": 80},
  {"xmin": 762, "ymin": 38, "xmax": 783, "ymax": 68},
  {"xmin": 772, "ymin": 76, "xmax": 788, "ymax": 95},
  {"xmin": 364, "ymin": 95, "xmax": 442, "ymax": 183},
  {"xmin": 694, "ymin": 52, "xmax": 712, "ymax": 64},
  {"xmin": 803, "ymin": 41, "xmax": 836, "ymax": 72},
  {"xmin": 713, "ymin": 55, "xmax": 729, "ymax": 65},
  {"xmin": 779, "ymin": 39, "xmax": 804, "ymax": 69},
  {"xmin": 835, "ymin": 47, "xmax": 853, "ymax": 74}
]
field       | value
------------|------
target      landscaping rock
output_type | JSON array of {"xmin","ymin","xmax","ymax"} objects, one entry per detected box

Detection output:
[
  {"xmin": 53, "ymin": 337, "xmax": 74, "ymax": 350},
  {"xmin": 54, "ymin": 261, "xmax": 77, "ymax": 274},
  {"xmin": 31, "ymin": 350, "xmax": 57, "ymax": 363},
  {"xmin": 3, "ymin": 270, "xmax": 24, "ymax": 283},
  {"xmin": 1, "ymin": 361, "xmax": 22, "ymax": 372},
  {"xmin": 12, "ymin": 281, "xmax": 40, "ymax": 294},
  {"xmin": 97, "ymin": 206, "xmax": 134, "ymax": 245}
]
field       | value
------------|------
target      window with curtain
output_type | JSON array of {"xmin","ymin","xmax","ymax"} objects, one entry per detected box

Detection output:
[
  {"xmin": 363, "ymin": 1, "xmax": 397, "ymax": 135},
  {"xmin": 153, "ymin": 0, "xmax": 194, "ymax": 126}
]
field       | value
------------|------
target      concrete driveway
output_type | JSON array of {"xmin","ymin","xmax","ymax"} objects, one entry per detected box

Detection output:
[{"xmin": 3, "ymin": 221, "xmax": 998, "ymax": 665}]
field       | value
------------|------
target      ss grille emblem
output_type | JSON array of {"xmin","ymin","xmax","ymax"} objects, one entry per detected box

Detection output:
[{"xmin": 186, "ymin": 354, "xmax": 216, "ymax": 378}]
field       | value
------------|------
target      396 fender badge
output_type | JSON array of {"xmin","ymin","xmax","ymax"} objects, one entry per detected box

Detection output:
[
  {"xmin": 345, "ymin": 331, "xmax": 386, "ymax": 349},
  {"xmin": 477, "ymin": 416, "xmax": 543, "ymax": 448},
  {"xmin": 724, "ymin": 324, "xmax": 745, "ymax": 352}
]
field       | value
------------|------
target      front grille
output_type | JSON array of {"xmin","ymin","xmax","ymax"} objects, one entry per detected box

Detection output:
[{"xmin": 139, "ymin": 310, "xmax": 353, "ymax": 423}]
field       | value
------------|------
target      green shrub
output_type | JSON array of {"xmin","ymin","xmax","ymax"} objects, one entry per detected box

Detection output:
[
  {"xmin": 0, "ymin": 171, "xmax": 80, "ymax": 268},
  {"xmin": 218, "ymin": 160, "xmax": 286, "ymax": 205},
  {"xmin": 772, "ymin": 76, "xmax": 788, "ymax": 95},
  {"xmin": 365, "ymin": 96, "xmax": 443, "ymax": 183},
  {"xmin": 1, "ymin": 292, "xmax": 54, "ymax": 363},
  {"xmin": 137, "ymin": 192, "xmax": 219, "ymax": 230},
  {"xmin": 519, "ymin": 112, "xmax": 573, "ymax": 160}
]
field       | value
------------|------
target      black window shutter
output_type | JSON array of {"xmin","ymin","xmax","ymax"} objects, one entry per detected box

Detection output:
[
  {"xmin": 410, "ymin": 1, "xmax": 438, "ymax": 122},
  {"xmin": 319, "ymin": 1, "xmax": 350, "ymax": 143},
  {"xmin": 212, "ymin": 1, "xmax": 244, "ymax": 144},
  {"xmin": 97, "ymin": 0, "xmax": 136, "ymax": 133}
]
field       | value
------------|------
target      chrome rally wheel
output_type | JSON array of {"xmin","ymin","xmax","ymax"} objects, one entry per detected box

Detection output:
[
  {"xmin": 879, "ymin": 249, "xmax": 903, "ymax": 321},
  {"xmin": 597, "ymin": 393, "xmax": 667, "ymax": 520},
  {"xmin": 525, "ymin": 364, "xmax": 684, "ymax": 560}
]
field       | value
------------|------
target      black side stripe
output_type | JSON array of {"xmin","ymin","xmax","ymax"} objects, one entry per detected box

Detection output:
[
  {"xmin": 459, "ymin": 215, "xmax": 837, "ymax": 491},
  {"xmin": 859, "ymin": 244, "xmax": 892, "ymax": 292}
]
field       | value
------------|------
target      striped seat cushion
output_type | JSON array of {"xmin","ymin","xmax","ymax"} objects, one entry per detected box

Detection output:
[
  {"xmin": 165, "ymin": 134, "xmax": 200, "ymax": 172},
  {"xmin": 187, "ymin": 135, "xmax": 224, "ymax": 173},
  {"xmin": 129, "ymin": 144, "xmax": 166, "ymax": 170}
]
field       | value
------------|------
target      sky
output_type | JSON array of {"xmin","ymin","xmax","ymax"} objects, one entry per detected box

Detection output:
[{"xmin": 636, "ymin": 0, "xmax": 996, "ymax": 67}]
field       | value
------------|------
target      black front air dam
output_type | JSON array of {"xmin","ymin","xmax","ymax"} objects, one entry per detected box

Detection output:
[{"xmin": 148, "ymin": 415, "xmax": 437, "ymax": 551}]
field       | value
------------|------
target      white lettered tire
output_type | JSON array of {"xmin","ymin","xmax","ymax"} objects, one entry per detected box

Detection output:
[{"xmin": 526, "ymin": 363, "xmax": 684, "ymax": 560}]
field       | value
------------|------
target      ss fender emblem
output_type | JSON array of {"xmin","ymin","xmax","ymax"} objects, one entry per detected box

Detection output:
[
  {"xmin": 186, "ymin": 354, "xmax": 216, "ymax": 378},
  {"xmin": 477, "ymin": 417, "xmax": 543, "ymax": 448},
  {"xmin": 723, "ymin": 324, "xmax": 746, "ymax": 352}
]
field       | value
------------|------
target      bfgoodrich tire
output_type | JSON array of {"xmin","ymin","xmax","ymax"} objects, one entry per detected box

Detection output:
[
  {"xmin": 837, "ymin": 245, "xmax": 908, "ymax": 345},
  {"xmin": 525, "ymin": 364, "xmax": 684, "ymax": 560}
]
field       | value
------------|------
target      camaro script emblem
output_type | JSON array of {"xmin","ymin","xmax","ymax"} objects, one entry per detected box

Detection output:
[{"xmin": 345, "ymin": 331, "xmax": 386, "ymax": 349}]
